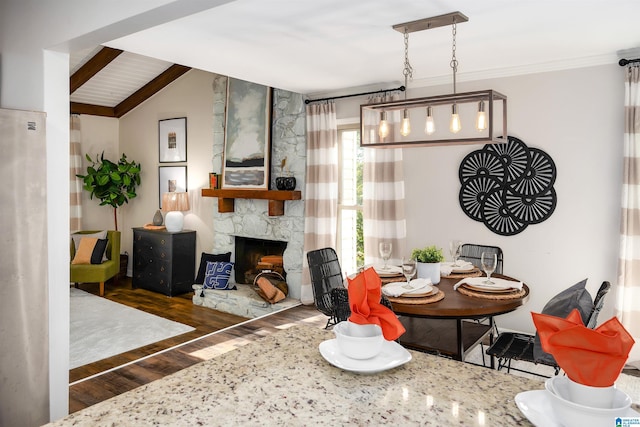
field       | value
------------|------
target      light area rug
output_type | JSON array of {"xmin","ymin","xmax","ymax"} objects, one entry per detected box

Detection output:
[{"xmin": 70, "ymin": 288, "xmax": 195, "ymax": 369}]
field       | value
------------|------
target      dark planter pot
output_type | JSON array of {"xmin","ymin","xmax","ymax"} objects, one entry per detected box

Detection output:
[
  {"xmin": 118, "ymin": 252, "xmax": 129, "ymax": 279},
  {"xmin": 275, "ymin": 176, "xmax": 296, "ymax": 191}
]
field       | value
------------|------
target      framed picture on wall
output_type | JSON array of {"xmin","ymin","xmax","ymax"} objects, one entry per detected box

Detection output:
[
  {"xmin": 222, "ymin": 78, "xmax": 272, "ymax": 189},
  {"xmin": 159, "ymin": 166, "xmax": 187, "ymax": 208},
  {"xmin": 159, "ymin": 117, "xmax": 187, "ymax": 162}
]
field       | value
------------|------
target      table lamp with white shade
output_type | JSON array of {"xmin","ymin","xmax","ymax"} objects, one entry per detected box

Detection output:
[{"xmin": 162, "ymin": 192, "xmax": 190, "ymax": 232}]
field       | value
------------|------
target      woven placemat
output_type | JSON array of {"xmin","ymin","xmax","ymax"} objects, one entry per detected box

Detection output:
[
  {"xmin": 442, "ymin": 269, "xmax": 483, "ymax": 279},
  {"xmin": 380, "ymin": 275, "xmax": 405, "ymax": 285},
  {"xmin": 386, "ymin": 289, "xmax": 445, "ymax": 305},
  {"xmin": 457, "ymin": 285, "xmax": 526, "ymax": 300}
]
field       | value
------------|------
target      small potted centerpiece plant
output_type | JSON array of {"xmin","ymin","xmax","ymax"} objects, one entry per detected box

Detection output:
[{"xmin": 411, "ymin": 245, "xmax": 445, "ymax": 285}]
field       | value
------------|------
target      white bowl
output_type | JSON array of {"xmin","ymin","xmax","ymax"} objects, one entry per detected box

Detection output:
[
  {"xmin": 544, "ymin": 377, "xmax": 631, "ymax": 427},
  {"xmin": 333, "ymin": 321, "xmax": 383, "ymax": 360}
]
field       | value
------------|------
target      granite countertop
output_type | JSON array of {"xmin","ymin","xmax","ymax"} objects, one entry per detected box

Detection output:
[{"xmin": 47, "ymin": 325, "xmax": 543, "ymax": 426}]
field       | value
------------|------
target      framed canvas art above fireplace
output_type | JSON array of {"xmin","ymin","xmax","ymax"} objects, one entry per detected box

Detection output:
[{"xmin": 222, "ymin": 78, "xmax": 272, "ymax": 190}]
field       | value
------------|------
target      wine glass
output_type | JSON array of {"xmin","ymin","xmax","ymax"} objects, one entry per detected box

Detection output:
[
  {"xmin": 402, "ymin": 258, "xmax": 416, "ymax": 287},
  {"xmin": 481, "ymin": 252, "xmax": 497, "ymax": 285},
  {"xmin": 449, "ymin": 240, "xmax": 462, "ymax": 265},
  {"xmin": 379, "ymin": 242, "xmax": 392, "ymax": 270}
]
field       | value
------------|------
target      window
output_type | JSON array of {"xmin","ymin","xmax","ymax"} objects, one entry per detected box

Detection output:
[{"xmin": 337, "ymin": 126, "xmax": 363, "ymax": 274}]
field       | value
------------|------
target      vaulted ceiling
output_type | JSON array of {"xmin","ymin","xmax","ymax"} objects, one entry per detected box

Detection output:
[
  {"xmin": 69, "ymin": 47, "xmax": 191, "ymax": 118},
  {"xmin": 70, "ymin": 1, "xmax": 640, "ymax": 118}
]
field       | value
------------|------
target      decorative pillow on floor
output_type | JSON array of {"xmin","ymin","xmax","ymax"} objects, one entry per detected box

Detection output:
[
  {"xmin": 533, "ymin": 278, "xmax": 594, "ymax": 365},
  {"xmin": 72, "ymin": 231, "xmax": 108, "ymax": 262},
  {"xmin": 71, "ymin": 237, "xmax": 108, "ymax": 265},
  {"xmin": 203, "ymin": 261, "xmax": 235, "ymax": 290},
  {"xmin": 195, "ymin": 252, "xmax": 232, "ymax": 284}
]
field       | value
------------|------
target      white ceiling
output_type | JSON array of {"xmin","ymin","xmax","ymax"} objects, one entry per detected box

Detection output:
[{"xmin": 80, "ymin": 0, "xmax": 640, "ymax": 101}]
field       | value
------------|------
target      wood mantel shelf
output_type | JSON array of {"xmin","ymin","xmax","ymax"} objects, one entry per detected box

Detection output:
[{"xmin": 201, "ymin": 188, "xmax": 302, "ymax": 216}]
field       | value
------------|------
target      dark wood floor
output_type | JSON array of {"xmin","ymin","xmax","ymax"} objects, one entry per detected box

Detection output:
[{"xmin": 69, "ymin": 277, "xmax": 326, "ymax": 413}]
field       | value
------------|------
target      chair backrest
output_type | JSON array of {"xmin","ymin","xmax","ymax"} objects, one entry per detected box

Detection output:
[
  {"xmin": 586, "ymin": 281, "xmax": 611, "ymax": 329},
  {"xmin": 71, "ymin": 230, "xmax": 120, "ymax": 261},
  {"xmin": 306, "ymin": 248, "xmax": 344, "ymax": 317},
  {"xmin": 459, "ymin": 243, "xmax": 503, "ymax": 275}
]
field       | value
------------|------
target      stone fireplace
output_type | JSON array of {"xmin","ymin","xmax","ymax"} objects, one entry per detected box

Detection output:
[{"xmin": 209, "ymin": 75, "xmax": 306, "ymax": 300}]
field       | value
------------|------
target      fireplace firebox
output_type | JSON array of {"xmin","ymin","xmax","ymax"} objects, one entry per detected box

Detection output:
[{"xmin": 234, "ymin": 237, "xmax": 287, "ymax": 284}]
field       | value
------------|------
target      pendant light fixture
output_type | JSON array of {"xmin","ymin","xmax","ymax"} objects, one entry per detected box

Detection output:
[
  {"xmin": 476, "ymin": 100, "xmax": 487, "ymax": 131},
  {"xmin": 449, "ymin": 20, "xmax": 461, "ymax": 134},
  {"xmin": 424, "ymin": 106, "xmax": 435, "ymax": 135},
  {"xmin": 400, "ymin": 29, "xmax": 413, "ymax": 137},
  {"xmin": 360, "ymin": 11, "xmax": 507, "ymax": 148}
]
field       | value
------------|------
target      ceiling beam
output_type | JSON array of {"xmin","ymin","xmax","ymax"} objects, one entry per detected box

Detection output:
[
  {"xmin": 113, "ymin": 64, "xmax": 191, "ymax": 118},
  {"xmin": 70, "ymin": 47, "xmax": 123, "ymax": 94},
  {"xmin": 70, "ymin": 102, "xmax": 116, "ymax": 117}
]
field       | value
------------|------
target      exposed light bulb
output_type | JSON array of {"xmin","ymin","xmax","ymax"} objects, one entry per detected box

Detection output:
[
  {"xmin": 424, "ymin": 106, "xmax": 435, "ymax": 135},
  {"xmin": 450, "ymin": 104, "xmax": 461, "ymax": 134},
  {"xmin": 400, "ymin": 109, "xmax": 411, "ymax": 136},
  {"xmin": 476, "ymin": 100, "xmax": 487, "ymax": 131},
  {"xmin": 378, "ymin": 111, "xmax": 389, "ymax": 139}
]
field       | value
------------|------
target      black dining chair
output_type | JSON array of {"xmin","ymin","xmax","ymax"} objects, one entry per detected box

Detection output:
[
  {"xmin": 458, "ymin": 244, "xmax": 504, "ymax": 365},
  {"xmin": 459, "ymin": 243, "xmax": 503, "ymax": 275},
  {"xmin": 307, "ymin": 247, "xmax": 394, "ymax": 329},
  {"xmin": 485, "ymin": 281, "xmax": 611, "ymax": 377}
]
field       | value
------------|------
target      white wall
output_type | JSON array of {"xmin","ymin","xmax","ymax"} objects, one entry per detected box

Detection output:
[
  {"xmin": 77, "ymin": 115, "xmax": 121, "ymax": 231},
  {"xmin": 336, "ymin": 64, "xmax": 624, "ymax": 334},
  {"xmin": 119, "ymin": 69, "xmax": 216, "ymax": 272}
]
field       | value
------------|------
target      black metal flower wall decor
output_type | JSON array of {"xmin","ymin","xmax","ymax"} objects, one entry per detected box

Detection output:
[{"xmin": 458, "ymin": 136, "xmax": 557, "ymax": 236}]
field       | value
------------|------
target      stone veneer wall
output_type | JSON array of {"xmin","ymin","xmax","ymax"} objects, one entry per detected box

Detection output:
[{"xmin": 210, "ymin": 75, "xmax": 307, "ymax": 300}]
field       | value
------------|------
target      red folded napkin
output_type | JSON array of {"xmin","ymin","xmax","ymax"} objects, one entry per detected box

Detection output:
[
  {"xmin": 532, "ymin": 309, "xmax": 635, "ymax": 387},
  {"xmin": 347, "ymin": 267, "xmax": 405, "ymax": 341}
]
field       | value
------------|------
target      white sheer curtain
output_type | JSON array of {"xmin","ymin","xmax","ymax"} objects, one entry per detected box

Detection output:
[
  {"xmin": 70, "ymin": 115, "xmax": 83, "ymax": 232},
  {"xmin": 302, "ymin": 102, "xmax": 339, "ymax": 304},
  {"xmin": 363, "ymin": 94, "xmax": 407, "ymax": 266},
  {"xmin": 618, "ymin": 64, "xmax": 640, "ymax": 367}
]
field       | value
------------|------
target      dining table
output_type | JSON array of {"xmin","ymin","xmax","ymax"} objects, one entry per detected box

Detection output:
[
  {"xmin": 382, "ymin": 272, "xmax": 529, "ymax": 365},
  {"xmin": 45, "ymin": 324, "xmax": 544, "ymax": 426}
]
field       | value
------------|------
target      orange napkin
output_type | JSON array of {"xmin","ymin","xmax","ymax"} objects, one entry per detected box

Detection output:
[
  {"xmin": 347, "ymin": 267, "xmax": 406, "ymax": 341},
  {"xmin": 532, "ymin": 309, "xmax": 635, "ymax": 387}
]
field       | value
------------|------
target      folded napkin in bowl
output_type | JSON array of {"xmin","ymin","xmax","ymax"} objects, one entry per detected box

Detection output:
[
  {"xmin": 382, "ymin": 278, "xmax": 432, "ymax": 297},
  {"xmin": 347, "ymin": 267, "xmax": 406, "ymax": 341},
  {"xmin": 453, "ymin": 277, "xmax": 523, "ymax": 291},
  {"xmin": 532, "ymin": 309, "xmax": 635, "ymax": 387}
]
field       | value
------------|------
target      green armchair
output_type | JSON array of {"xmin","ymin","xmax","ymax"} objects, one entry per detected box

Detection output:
[{"xmin": 70, "ymin": 230, "xmax": 121, "ymax": 296}]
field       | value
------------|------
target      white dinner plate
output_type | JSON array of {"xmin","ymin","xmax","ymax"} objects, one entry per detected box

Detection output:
[
  {"xmin": 374, "ymin": 265, "xmax": 403, "ymax": 277},
  {"xmin": 319, "ymin": 339, "xmax": 412, "ymax": 374},
  {"xmin": 515, "ymin": 390, "xmax": 562, "ymax": 427},
  {"xmin": 515, "ymin": 390, "xmax": 640, "ymax": 427},
  {"xmin": 464, "ymin": 282, "xmax": 517, "ymax": 292},
  {"xmin": 382, "ymin": 279, "xmax": 432, "ymax": 297},
  {"xmin": 442, "ymin": 262, "xmax": 475, "ymax": 272}
]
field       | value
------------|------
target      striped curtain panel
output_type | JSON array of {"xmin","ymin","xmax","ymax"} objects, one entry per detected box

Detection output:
[
  {"xmin": 618, "ymin": 64, "xmax": 640, "ymax": 367},
  {"xmin": 302, "ymin": 102, "xmax": 339, "ymax": 304},
  {"xmin": 70, "ymin": 115, "xmax": 83, "ymax": 232},
  {"xmin": 363, "ymin": 94, "xmax": 407, "ymax": 266}
]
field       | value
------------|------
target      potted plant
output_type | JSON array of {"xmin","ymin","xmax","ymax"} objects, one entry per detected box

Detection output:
[
  {"xmin": 411, "ymin": 245, "xmax": 444, "ymax": 284},
  {"xmin": 77, "ymin": 152, "xmax": 141, "ymax": 278},
  {"xmin": 77, "ymin": 152, "xmax": 142, "ymax": 231}
]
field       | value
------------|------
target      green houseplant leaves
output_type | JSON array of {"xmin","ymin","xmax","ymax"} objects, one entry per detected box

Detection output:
[
  {"xmin": 411, "ymin": 245, "xmax": 444, "ymax": 263},
  {"xmin": 77, "ymin": 152, "xmax": 141, "ymax": 231}
]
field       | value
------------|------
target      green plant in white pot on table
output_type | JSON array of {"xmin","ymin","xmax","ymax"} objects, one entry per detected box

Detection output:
[{"xmin": 411, "ymin": 245, "xmax": 445, "ymax": 285}]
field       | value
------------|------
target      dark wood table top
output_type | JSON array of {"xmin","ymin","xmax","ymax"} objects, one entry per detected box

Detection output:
[{"xmin": 388, "ymin": 274, "xmax": 530, "ymax": 320}]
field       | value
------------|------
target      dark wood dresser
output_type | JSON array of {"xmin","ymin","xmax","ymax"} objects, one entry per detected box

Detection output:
[{"xmin": 132, "ymin": 227, "xmax": 195, "ymax": 296}]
